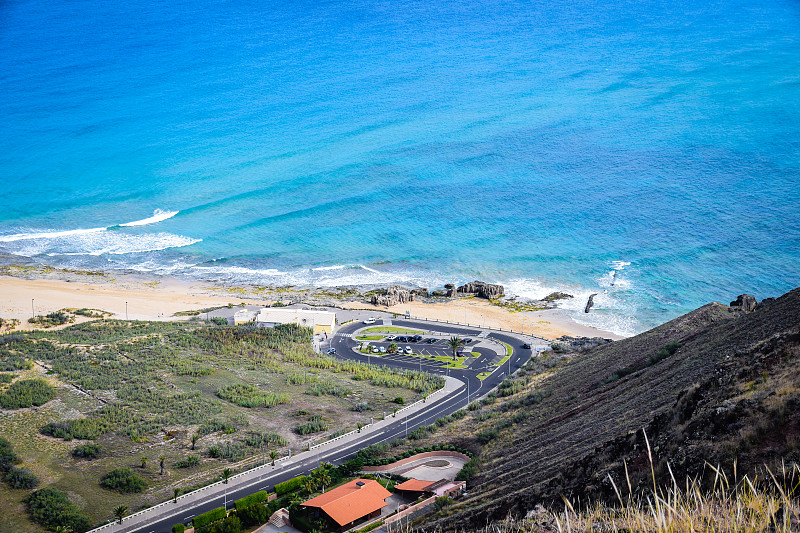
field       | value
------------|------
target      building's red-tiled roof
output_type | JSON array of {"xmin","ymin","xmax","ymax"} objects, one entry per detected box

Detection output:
[
  {"xmin": 303, "ymin": 479, "xmax": 391, "ymax": 526},
  {"xmin": 393, "ymin": 478, "xmax": 435, "ymax": 492}
]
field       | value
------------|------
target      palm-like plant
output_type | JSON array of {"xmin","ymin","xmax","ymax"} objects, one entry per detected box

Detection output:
[
  {"xmin": 112, "ymin": 504, "xmax": 128, "ymax": 524},
  {"xmin": 447, "ymin": 336, "xmax": 464, "ymax": 360},
  {"xmin": 159, "ymin": 455, "xmax": 166, "ymax": 475},
  {"xmin": 191, "ymin": 433, "xmax": 199, "ymax": 450},
  {"xmin": 222, "ymin": 468, "xmax": 232, "ymax": 484},
  {"xmin": 173, "ymin": 487, "xmax": 181, "ymax": 503},
  {"xmin": 141, "ymin": 456, "xmax": 147, "ymax": 469},
  {"xmin": 269, "ymin": 450, "xmax": 279, "ymax": 466},
  {"xmin": 302, "ymin": 477, "xmax": 317, "ymax": 495}
]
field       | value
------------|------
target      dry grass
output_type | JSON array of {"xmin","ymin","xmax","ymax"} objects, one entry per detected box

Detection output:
[{"xmin": 438, "ymin": 432, "xmax": 800, "ymax": 533}]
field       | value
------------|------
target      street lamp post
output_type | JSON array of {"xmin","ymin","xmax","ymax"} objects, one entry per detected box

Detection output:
[
  {"xmin": 125, "ymin": 301, "xmax": 128, "ymax": 320},
  {"xmin": 31, "ymin": 299, "xmax": 34, "ymax": 319}
]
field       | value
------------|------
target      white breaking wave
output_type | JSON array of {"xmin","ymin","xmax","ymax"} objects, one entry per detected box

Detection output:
[
  {"xmin": 7, "ymin": 231, "xmax": 200, "ymax": 257},
  {"xmin": 0, "ymin": 209, "xmax": 198, "ymax": 257},
  {"xmin": 118, "ymin": 209, "xmax": 179, "ymax": 227},
  {"xmin": 0, "ymin": 209, "xmax": 180, "ymax": 242},
  {"xmin": 311, "ymin": 265, "xmax": 350, "ymax": 271},
  {"xmin": 504, "ymin": 277, "xmax": 639, "ymax": 337},
  {"xmin": 0, "ymin": 227, "xmax": 105, "ymax": 242}
]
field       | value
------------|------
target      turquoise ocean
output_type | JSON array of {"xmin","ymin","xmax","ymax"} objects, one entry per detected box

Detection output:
[{"xmin": 1, "ymin": 0, "xmax": 799, "ymax": 336}]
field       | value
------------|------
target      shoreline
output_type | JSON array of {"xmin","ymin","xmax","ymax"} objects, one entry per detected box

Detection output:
[{"xmin": 0, "ymin": 263, "xmax": 625, "ymax": 340}]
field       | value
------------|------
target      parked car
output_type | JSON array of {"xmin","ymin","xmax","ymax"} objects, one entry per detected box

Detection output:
[
  {"xmin": 426, "ymin": 338, "xmax": 437, "ymax": 343},
  {"xmin": 404, "ymin": 346, "xmax": 413, "ymax": 354},
  {"xmin": 325, "ymin": 348, "xmax": 336, "ymax": 355},
  {"xmin": 463, "ymin": 337, "xmax": 473, "ymax": 343},
  {"xmin": 396, "ymin": 336, "xmax": 407, "ymax": 343},
  {"xmin": 412, "ymin": 335, "xmax": 423, "ymax": 342},
  {"xmin": 521, "ymin": 343, "xmax": 531, "ymax": 349},
  {"xmin": 372, "ymin": 346, "xmax": 379, "ymax": 353},
  {"xmin": 386, "ymin": 335, "xmax": 396, "ymax": 341},
  {"xmin": 363, "ymin": 317, "xmax": 377, "ymax": 324},
  {"xmin": 379, "ymin": 346, "xmax": 387, "ymax": 354}
]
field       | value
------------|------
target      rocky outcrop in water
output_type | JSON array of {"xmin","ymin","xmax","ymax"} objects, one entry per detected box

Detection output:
[
  {"xmin": 543, "ymin": 292, "xmax": 574, "ymax": 302},
  {"xmin": 444, "ymin": 284, "xmax": 456, "ymax": 297},
  {"xmin": 584, "ymin": 293, "xmax": 597, "ymax": 313},
  {"xmin": 370, "ymin": 285, "xmax": 413, "ymax": 306},
  {"xmin": 457, "ymin": 281, "xmax": 504, "ymax": 299}
]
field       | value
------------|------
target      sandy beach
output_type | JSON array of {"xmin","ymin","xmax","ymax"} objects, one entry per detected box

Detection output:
[{"xmin": 0, "ymin": 267, "xmax": 623, "ymax": 340}]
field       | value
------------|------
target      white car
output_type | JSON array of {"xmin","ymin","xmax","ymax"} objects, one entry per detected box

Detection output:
[
  {"xmin": 363, "ymin": 317, "xmax": 377, "ymax": 325},
  {"xmin": 385, "ymin": 335, "xmax": 396, "ymax": 341},
  {"xmin": 404, "ymin": 346, "xmax": 413, "ymax": 355},
  {"xmin": 379, "ymin": 346, "xmax": 387, "ymax": 354},
  {"xmin": 372, "ymin": 346, "xmax": 379, "ymax": 353}
]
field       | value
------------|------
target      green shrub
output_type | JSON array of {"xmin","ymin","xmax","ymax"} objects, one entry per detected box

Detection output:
[
  {"xmin": 433, "ymin": 496, "xmax": 453, "ymax": 510},
  {"xmin": 100, "ymin": 467, "xmax": 146, "ymax": 493},
  {"xmin": 242, "ymin": 431, "xmax": 287, "ymax": 448},
  {"xmin": 172, "ymin": 524, "xmax": 186, "ymax": 533},
  {"xmin": 274, "ymin": 475, "xmax": 306, "ymax": 496},
  {"xmin": 175, "ymin": 455, "xmax": 201, "ymax": 468},
  {"xmin": 0, "ymin": 436, "xmax": 19, "ymax": 471},
  {"xmin": 207, "ymin": 443, "xmax": 245, "ymax": 461},
  {"xmin": 216, "ymin": 384, "xmax": 290, "ymax": 408},
  {"xmin": 392, "ymin": 396, "xmax": 404, "ymax": 405},
  {"xmin": 455, "ymin": 457, "xmax": 480, "ymax": 481},
  {"xmin": 305, "ymin": 380, "xmax": 351, "ymax": 397},
  {"xmin": 24, "ymin": 487, "xmax": 92, "ymax": 532},
  {"xmin": 193, "ymin": 506, "xmax": 227, "ymax": 529},
  {"xmin": 236, "ymin": 502, "xmax": 268, "ymax": 526},
  {"xmin": 72, "ymin": 443, "xmax": 103, "ymax": 459},
  {"xmin": 198, "ymin": 420, "xmax": 237, "ymax": 436},
  {"xmin": 211, "ymin": 317, "xmax": 228, "ymax": 326},
  {"xmin": 295, "ymin": 415, "xmax": 328, "ymax": 435},
  {"xmin": 476, "ymin": 429, "xmax": 499, "ymax": 444},
  {"xmin": 0, "ymin": 379, "xmax": 55, "ymax": 409},
  {"xmin": 203, "ymin": 515, "xmax": 243, "ymax": 533},
  {"xmin": 234, "ymin": 490, "xmax": 269, "ymax": 511},
  {"xmin": 6, "ymin": 465, "xmax": 39, "ymax": 489},
  {"xmin": 0, "ymin": 373, "xmax": 14, "ymax": 384}
]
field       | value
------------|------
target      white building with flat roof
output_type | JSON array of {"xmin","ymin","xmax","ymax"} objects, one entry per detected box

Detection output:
[{"xmin": 256, "ymin": 308, "xmax": 336, "ymax": 335}]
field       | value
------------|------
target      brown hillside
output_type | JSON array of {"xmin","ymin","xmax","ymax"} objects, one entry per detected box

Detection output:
[{"xmin": 430, "ymin": 288, "xmax": 800, "ymax": 530}]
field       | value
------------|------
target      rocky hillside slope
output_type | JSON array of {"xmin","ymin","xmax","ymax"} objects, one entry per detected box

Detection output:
[{"xmin": 430, "ymin": 288, "xmax": 800, "ymax": 530}]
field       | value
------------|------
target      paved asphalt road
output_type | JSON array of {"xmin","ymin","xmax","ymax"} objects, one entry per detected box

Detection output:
[{"xmin": 125, "ymin": 319, "xmax": 540, "ymax": 533}]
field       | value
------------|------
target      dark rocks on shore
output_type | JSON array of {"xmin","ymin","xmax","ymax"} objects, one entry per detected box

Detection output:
[
  {"xmin": 444, "ymin": 284, "xmax": 456, "ymax": 297},
  {"xmin": 411, "ymin": 288, "xmax": 429, "ymax": 298},
  {"xmin": 543, "ymin": 292, "xmax": 574, "ymax": 302},
  {"xmin": 431, "ymin": 289, "xmax": 449, "ymax": 297},
  {"xmin": 729, "ymin": 294, "xmax": 757, "ymax": 313},
  {"xmin": 457, "ymin": 280, "xmax": 504, "ymax": 299},
  {"xmin": 370, "ymin": 285, "xmax": 413, "ymax": 307},
  {"xmin": 584, "ymin": 293, "xmax": 597, "ymax": 313}
]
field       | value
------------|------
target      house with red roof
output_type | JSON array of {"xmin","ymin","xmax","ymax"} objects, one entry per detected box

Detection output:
[{"xmin": 298, "ymin": 478, "xmax": 392, "ymax": 532}]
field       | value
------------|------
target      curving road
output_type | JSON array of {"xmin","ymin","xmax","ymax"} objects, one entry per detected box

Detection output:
[{"xmin": 118, "ymin": 319, "xmax": 542, "ymax": 533}]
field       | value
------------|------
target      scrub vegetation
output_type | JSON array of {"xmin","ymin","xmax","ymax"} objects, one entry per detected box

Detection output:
[{"xmin": 0, "ymin": 319, "xmax": 443, "ymax": 529}]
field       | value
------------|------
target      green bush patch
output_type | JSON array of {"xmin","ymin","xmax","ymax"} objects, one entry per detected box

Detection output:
[
  {"xmin": 100, "ymin": 467, "xmax": 146, "ymax": 493},
  {"xmin": 193, "ymin": 506, "xmax": 227, "ymax": 529},
  {"xmin": 25, "ymin": 487, "xmax": 92, "ymax": 532},
  {"xmin": 72, "ymin": 443, "xmax": 103, "ymax": 459},
  {"xmin": 274, "ymin": 475, "xmax": 306, "ymax": 496},
  {"xmin": 0, "ymin": 379, "xmax": 55, "ymax": 409},
  {"xmin": 216, "ymin": 383, "xmax": 290, "ymax": 408}
]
